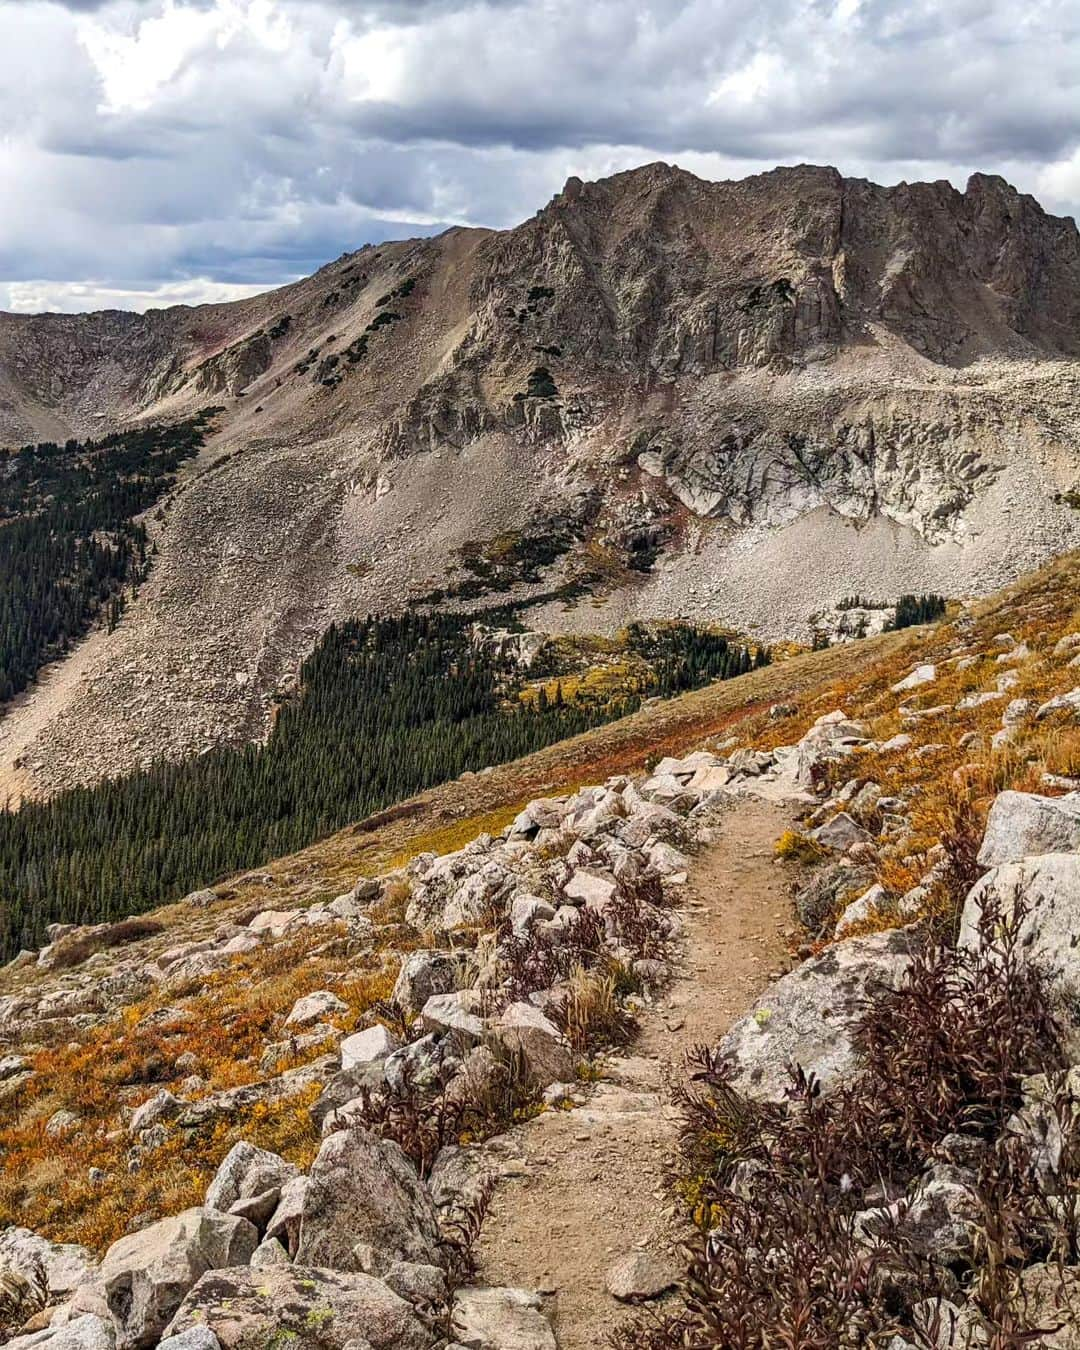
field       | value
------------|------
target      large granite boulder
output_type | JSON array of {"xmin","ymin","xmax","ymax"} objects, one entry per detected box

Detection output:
[
  {"xmin": 718, "ymin": 929, "xmax": 916, "ymax": 1101},
  {"xmin": 977, "ymin": 791, "xmax": 1080, "ymax": 867},
  {"xmin": 294, "ymin": 1127, "xmax": 442, "ymax": 1275},
  {"xmin": 99, "ymin": 1208, "xmax": 258, "ymax": 1349},
  {"xmin": 163, "ymin": 1266, "xmax": 432, "ymax": 1350},
  {"xmin": 959, "ymin": 853, "xmax": 1080, "ymax": 1012}
]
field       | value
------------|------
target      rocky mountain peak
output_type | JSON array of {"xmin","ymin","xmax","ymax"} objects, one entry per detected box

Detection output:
[{"xmin": 3, "ymin": 162, "xmax": 1080, "ymax": 797}]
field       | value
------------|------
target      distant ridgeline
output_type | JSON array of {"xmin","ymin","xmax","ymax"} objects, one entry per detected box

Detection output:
[
  {"xmin": 0, "ymin": 410, "xmax": 220, "ymax": 704},
  {"xmin": 0, "ymin": 614, "xmax": 767, "ymax": 957}
]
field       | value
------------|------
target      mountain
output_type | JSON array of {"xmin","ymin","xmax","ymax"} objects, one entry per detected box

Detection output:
[{"xmin": 3, "ymin": 161, "xmax": 1080, "ymax": 797}]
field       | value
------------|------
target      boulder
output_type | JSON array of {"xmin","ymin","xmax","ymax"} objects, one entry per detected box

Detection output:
[
  {"xmin": 833, "ymin": 883, "xmax": 893, "ymax": 938},
  {"xmin": 891, "ymin": 664, "xmax": 936, "ymax": 693},
  {"xmin": 604, "ymin": 1251, "xmax": 679, "ymax": 1302},
  {"xmin": 383, "ymin": 1034, "xmax": 445, "ymax": 1094},
  {"xmin": 204, "ymin": 1140, "xmax": 299, "ymax": 1221},
  {"xmin": 795, "ymin": 713, "xmax": 870, "ymax": 791},
  {"xmin": 294, "ymin": 1126, "xmax": 443, "ymax": 1275},
  {"xmin": 284, "ymin": 990, "xmax": 348, "ymax": 1028},
  {"xmin": 509, "ymin": 895, "xmax": 556, "ymax": 935},
  {"xmin": 493, "ymin": 1003, "xmax": 574, "ymax": 1087},
  {"xmin": 248, "ymin": 1236, "xmax": 291, "ymax": 1269},
  {"xmin": 340, "ymin": 1025, "xmax": 401, "ymax": 1072},
  {"xmin": 718, "ymin": 929, "xmax": 916, "ymax": 1101},
  {"xmin": 157, "ymin": 1332, "xmax": 222, "ymax": 1350},
  {"xmin": 6, "ymin": 1316, "xmax": 116, "ymax": 1349},
  {"xmin": 99, "ymin": 1207, "xmax": 258, "ymax": 1349},
  {"xmin": 264, "ymin": 1175, "xmax": 308, "ymax": 1257},
  {"xmin": 959, "ymin": 854, "xmax": 1080, "ymax": 1007},
  {"xmin": 391, "ymin": 951, "xmax": 461, "ymax": 1019},
  {"xmin": 428, "ymin": 1146, "xmax": 494, "ymax": 1214},
  {"xmin": 811, "ymin": 812, "xmax": 872, "ymax": 851},
  {"xmin": 450, "ymin": 1287, "xmax": 556, "ymax": 1350},
  {"xmin": 163, "ymin": 1266, "xmax": 432, "ymax": 1350},
  {"xmin": 128, "ymin": 1091, "xmax": 183, "ymax": 1137},
  {"xmin": 419, "ymin": 991, "xmax": 485, "ymax": 1043},
  {"xmin": 248, "ymin": 909, "xmax": 302, "ymax": 937},
  {"xmin": 0, "ymin": 1227, "xmax": 97, "ymax": 1303},
  {"xmin": 976, "ymin": 791, "xmax": 1080, "ymax": 866},
  {"xmin": 562, "ymin": 870, "xmax": 618, "ymax": 910},
  {"xmin": 383, "ymin": 1260, "xmax": 448, "ymax": 1309}
]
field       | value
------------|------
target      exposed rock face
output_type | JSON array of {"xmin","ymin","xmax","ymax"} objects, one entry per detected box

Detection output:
[
  {"xmin": 976, "ymin": 791, "xmax": 1080, "ymax": 866},
  {"xmin": 6, "ymin": 164, "xmax": 1080, "ymax": 794}
]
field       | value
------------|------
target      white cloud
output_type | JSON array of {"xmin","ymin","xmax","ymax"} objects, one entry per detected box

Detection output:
[
  {"xmin": 0, "ymin": 276, "xmax": 272, "ymax": 313},
  {"xmin": 0, "ymin": 0, "xmax": 1078, "ymax": 313}
]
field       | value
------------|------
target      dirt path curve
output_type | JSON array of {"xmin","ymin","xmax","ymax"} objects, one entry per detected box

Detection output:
[{"xmin": 476, "ymin": 797, "xmax": 798, "ymax": 1349}]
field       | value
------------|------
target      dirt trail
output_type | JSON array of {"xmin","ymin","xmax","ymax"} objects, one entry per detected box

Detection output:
[{"xmin": 476, "ymin": 797, "xmax": 797, "ymax": 1349}]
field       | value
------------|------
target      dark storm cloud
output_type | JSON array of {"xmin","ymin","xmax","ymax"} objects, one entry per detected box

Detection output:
[{"xmin": 1, "ymin": 0, "xmax": 1078, "ymax": 312}]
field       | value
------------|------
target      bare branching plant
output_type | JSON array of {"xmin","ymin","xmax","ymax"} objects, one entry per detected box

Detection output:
[{"xmin": 615, "ymin": 889, "xmax": 1075, "ymax": 1348}]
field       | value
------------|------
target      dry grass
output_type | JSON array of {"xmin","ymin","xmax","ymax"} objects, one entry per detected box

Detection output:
[
  {"xmin": 741, "ymin": 551, "xmax": 1080, "ymax": 934},
  {"xmin": 0, "ymin": 925, "xmax": 397, "ymax": 1250}
]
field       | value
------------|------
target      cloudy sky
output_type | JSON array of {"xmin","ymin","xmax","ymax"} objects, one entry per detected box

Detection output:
[{"xmin": 1, "ymin": 0, "xmax": 1078, "ymax": 313}]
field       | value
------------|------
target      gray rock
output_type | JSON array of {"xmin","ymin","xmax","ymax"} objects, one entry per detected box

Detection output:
[
  {"xmin": 263, "ymin": 1175, "xmax": 308, "ymax": 1257},
  {"xmin": 509, "ymin": 894, "xmax": 556, "ymax": 935},
  {"xmin": 284, "ymin": 989, "xmax": 348, "ymax": 1028},
  {"xmin": 204, "ymin": 1140, "xmax": 299, "ymax": 1228},
  {"xmin": 976, "ymin": 791, "xmax": 1080, "ymax": 866},
  {"xmin": 383, "ymin": 1033, "xmax": 445, "ymax": 1094},
  {"xmin": 795, "ymin": 712, "xmax": 870, "ymax": 791},
  {"xmin": 428, "ymin": 1146, "xmax": 494, "ymax": 1214},
  {"xmin": 493, "ymin": 1003, "xmax": 574, "ymax": 1087},
  {"xmin": 719, "ymin": 928, "xmax": 916, "ymax": 1101},
  {"xmin": 128, "ymin": 1091, "xmax": 182, "ymax": 1137},
  {"xmin": 562, "ymin": 870, "xmax": 618, "ymax": 910},
  {"xmin": 811, "ymin": 812, "xmax": 872, "ymax": 851},
  {"xmin": 99, "ymin": 1207, "xmax": 258, "ymax": 1349},
  {"xmin": 419, "ymin": 990, "xmax": 485, "ymax": 1043},
  {"xmin": 294, "ymin": 1126, "xmax": 443, "ymax": 1275},
  {"xmin": 605, "ymin": 1250, "xmax": 679, "ymax": 1302},
  {"xmin": 157, "ymin": 1331, "xmax": 222, "ymax": 1350},
  {"xmin": 834, "ymin": 883, "xmax": 893, "ymax": 938},
  {"xmin": 0, "ymin": 1227, "xmax": 97, "ymax": 1301},
  {"xmin": 340, "ymin": 1024, "xmax": 401, "ymax": 1071},
  {"xmin": 248, "ymin": 1236, "xmax": 291, "ymax": 1269},
  {"xmin": 163, "ymin": 1266, "xmax": 432, "ymax": 1350},
  {"xmin": 6, "ymin": 1315, "xmax": 116, "ymax": 1350},
  {"xmin": 383, "ymin": 1260, "xmax": 448, "ymax": 1308},
  {"xmin": 450, "ymin": 1286, "xmax": 556, "ymax": 1350},
  {"xmin": 959, "ymin": 854, "xmax": 1080, "ymax": 1010},
  {"xmin": 392, "ymin": 951, "xmax": 461, "ymax": 1019}
]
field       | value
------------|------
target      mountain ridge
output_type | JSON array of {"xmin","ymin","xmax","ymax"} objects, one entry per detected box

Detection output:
[{"xmin": 3, "ymin": 161, "xmax": 1080, "ymax": 799}]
